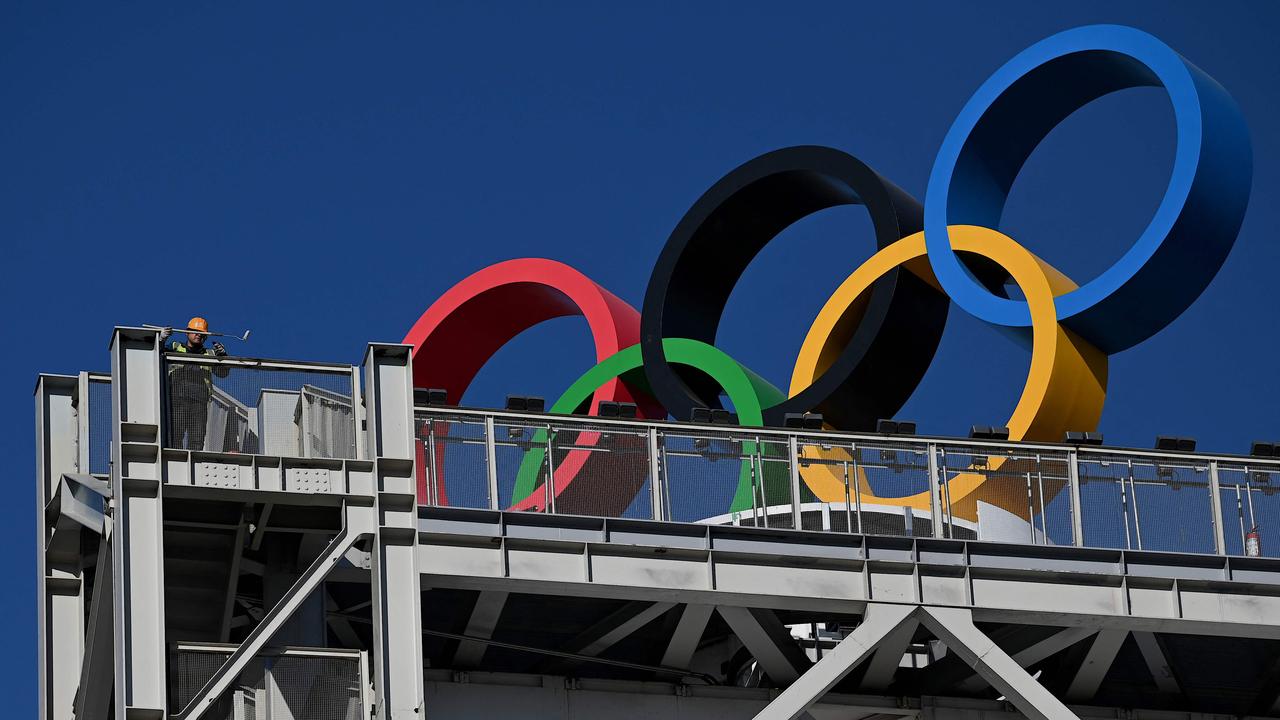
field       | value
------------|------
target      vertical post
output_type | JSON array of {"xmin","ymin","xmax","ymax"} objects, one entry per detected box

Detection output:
[
  {"xmin": 363, "ymin": 344, "xmax": 427, "ymax": 720},
  {"xmin": 351, "ymin": 364, "xmax": 366, "ymax": 461},
  {"xmin": 648, "ymin": 427, "xmax": 664, "ymax": 522},
  {"xmin": 544, "ymin": 426, "xmax": 557, "ymax": 514},
  {"xmin": 788, "ymin": 435, "xmax": 803, "ymax": 530},
  {"xmin": 35, "ymin": 374, "xmax": 85, "ymax": 720},
  {"xmin": 110, "ymin": 326, "xmax": 168, "ymax": 719},
  {"xmin": 927, "ymin": 442, "xmax": 944, "ymax": 538},
  {"xmin": 1208, "ymin": 460, "xmax": 1226, "ymax": 556},
  {"xmin": 484, "ymin": 415, "xmax": 499, "ymax": 510},
  {"xmin": 1068, "ymin": 449, "xmax": 1084, "ymax": 547}
]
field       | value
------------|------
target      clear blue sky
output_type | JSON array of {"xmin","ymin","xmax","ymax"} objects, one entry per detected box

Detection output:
[{"xmin": 4, "ymin": 2, "xmax": 1278, "ymax": 710}]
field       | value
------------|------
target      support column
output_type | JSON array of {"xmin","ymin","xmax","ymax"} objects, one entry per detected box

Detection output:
[
  {"xmin": 364, "ymin": 344, "xmax": 427, "ymax": 720},
  {"xmin": 35, "ymin": 374, "xmax": 85, "ymax": 720},
  {"xmin": 109, "ymin": 327, "xmax": 168, "ymax": 720}
]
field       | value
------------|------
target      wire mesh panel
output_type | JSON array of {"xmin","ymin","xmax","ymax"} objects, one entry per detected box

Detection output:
[
  {"xmin": 170, "ymin": 645, "xmax": 365, "ymax": 720},
  {"xmin": 660, "ymin": 430, "xmax": 758, "ymax": 525},
  {"xmin": 1217, "ymin": 463, "xmax": 1280, "ymax": 557},
  {"xmin": 87, "ymin": 376, "xmax": 112, "ymax": 475},
  {"xmin": 267, "ymin": 654, "xmax": 364, "ymax": 719},
  {"xmin": 842, "ymin": 439, "xmax": 935, "ymax": 538},
  {"xmin": 416, "ymin": 412, "xmax": 490, "ymax": 509},
  {"xmin": 164, "ymin": 357, "xmax": 356, "ymax": 459},
  {"xmin": 1077, "ymin": 452, "xmax": 1215, "ymax": 553},
  {"xmin": 936, "ymin": 445, "xmax": 1072, "ymax": 545},
  {"xmin": 493, "ymin": 418, "xmax": 552, "ymax": 511},
  {"xmin": 796, "ymin": 438, "xmax": 862, "ymax": 534},
  {"xmin": 546, "ymin": 421, "xmax": 654, "ymax": 519}
]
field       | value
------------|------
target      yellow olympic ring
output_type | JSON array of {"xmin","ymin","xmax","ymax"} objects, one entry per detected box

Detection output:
[{"xmin": 789, "ymin": 226, "xmax": 1108, "ymax": 521}]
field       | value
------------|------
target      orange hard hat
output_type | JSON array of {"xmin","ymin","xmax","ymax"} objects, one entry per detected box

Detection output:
[{"xmin": 187, "ymin": 317, "xmax": 209, "ymax": 333}]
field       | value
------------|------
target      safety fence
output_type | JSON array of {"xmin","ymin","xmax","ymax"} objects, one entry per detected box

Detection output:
[
  {"xmin": 415, "ymin": 406, "xmax": 1280, "ymax": 559},
  {"xmin": 162, "ymin": 355, "xmax": 361, "ymax": 460},
  {"xmin": 170, "ymin": 644, "xmax": 368, "ymax": 720}
]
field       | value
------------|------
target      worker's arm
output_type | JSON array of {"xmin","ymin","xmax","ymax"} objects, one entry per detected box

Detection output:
[{"xmin": 211, "ymin": 342, "xmax": 230, "ymax": 377}]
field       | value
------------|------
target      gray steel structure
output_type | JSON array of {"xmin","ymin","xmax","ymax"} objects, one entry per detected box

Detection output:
[{"xmin": 33, "ymin": 328, "xmax": 1280, "ymax": 720}]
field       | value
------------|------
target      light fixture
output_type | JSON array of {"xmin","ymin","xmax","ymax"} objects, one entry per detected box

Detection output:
[
  {"xmin": 690, "ymin": 407, "xmax": 712, "ymax": 424},
  {"xmin": 1155, "ymin": 436, "xmax": 1196, "ymax": 452},
  {"xmin": 784, "ymin": 413, "xmax": 806, "ymax": 429},
  {"xmin": 802, "ymin": 413, "xmax": 824, "ymax": 430},
  {"xmin": 1250, "ymin": 441, "xmax": 1277, "ymax": 458},
  {"xmin": 414, "ymin": 388, "xmax": 448, "ymax": 406},
  {"xmin": 1064, "ymin": 431, "xmax": 1104, "ymax": 446}
]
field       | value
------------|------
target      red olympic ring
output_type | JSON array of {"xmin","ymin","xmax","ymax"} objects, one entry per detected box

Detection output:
[{"xmin": 402, "ymin": 258, "xmax": 660, "ymax": 504}]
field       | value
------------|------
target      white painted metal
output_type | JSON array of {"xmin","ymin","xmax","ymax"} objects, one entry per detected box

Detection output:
[
  {"xmin": 860, "ymin": 616, "xmax": 921, "ymax": 691},
  {"xmin": 36, "ymin": 375, "xmax": 85, "ymax": 720},
  {"xmin": 660, "ymin": 604, "xmax": 714, "ymax": 670},
  {"xmin": 110, "ymin": 328, "xmax": 169, "ymax": 719},
  {"xmin": 454, "ymin": 591, "xmax": 510, "ymax": 668},
  {"xmin": 955, "ymin": 626, "xmax": 1096, "ymax": 693},
  {"xmin": 755, "ymin": 603, "xmax": 915, "ymax": 720},
  {"xmin": 717, "ymin": 606, "xmax": 809, "ymax": 685},
  {"xmin": 1064, "ymin": 629, "xmax": 1128, "ymax": 702},
  {"xmin": 364, "ymin": 343, "xmax": 428, "ymax": 720},
  {"xmin": 1132, "ymin": 631, "xmax": 1179, "ymax": 694},
  {"xmin": 919, "ymin": 607, "xmax": 1079, "ymax": 720}
]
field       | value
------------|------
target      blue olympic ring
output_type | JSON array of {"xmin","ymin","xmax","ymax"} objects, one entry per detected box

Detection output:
[{"xmin": 924, "ymin": 24, "xmax": 1252, "ymax": 354}]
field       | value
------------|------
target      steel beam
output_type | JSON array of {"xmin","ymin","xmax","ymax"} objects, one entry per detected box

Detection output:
[
  {"xmin": 74, "ymin": 538, "xmax": 114, "ymax": 720},
  {"xmin": 538, "ymin": 601, "xmax": 676, "ymax": 674},
  {"xmin": 956, "ymin": 626, "xmax": 1096, "ymax": 693},
  {"xmin": 755, "ymin": 603, "xmax": 915, "ymax": 720},
  {"xmin": 1131, "ymin": 631, "xmax": 1179, "ymax": 695},
  {"xmin": 860, "ymin": 617, "xmax": 920, "ymax": 691},
  {"xmin": 1064, "ymin": 629, "xmax": 1128, "ymax": 702},
  {"xmin": 919, "ymin": 607, "xmax": 1079, "ymax": 720},
  {"xmin": 453, "ymin": 591, "xmax": 509, "ymax": 668},
  {"xmin": 175, "ymin": 505, "xmax": 374, "ymax": 720},
  {"xmin": 36, "ymin": 374, "xmax": 84, "ymax": 720},
  {"xmin": 365, "ymin": 343, "xmax": 427, "ymax": 719},
  {"xmin": 718, "ymin": 606, "xmax": 811, "ymax": 685},
  {"xmin": 660, "ymin": 603, "xmax": 714, "ymax": 670},
  {"xmin": 109, "ymin": 328, "xmax": 169, "ymax": 720}
]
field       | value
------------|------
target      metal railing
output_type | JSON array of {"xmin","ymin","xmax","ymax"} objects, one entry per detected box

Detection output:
[
  {"xmin": 162, "ymin": 355, "xmax": 362, "ymax": 460},
  {"xmin": 414, "ymin": 406, "xmax": 1280, "ymax": 559}
]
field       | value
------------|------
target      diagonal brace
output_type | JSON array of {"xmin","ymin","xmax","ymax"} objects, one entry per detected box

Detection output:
[
  {"xmin": 754, "ymin": 604, "xmax": 915, "ymax": 720},
  {"xmin": 175, "ymin": 505, "xmax": 374, "ymax": 720}
]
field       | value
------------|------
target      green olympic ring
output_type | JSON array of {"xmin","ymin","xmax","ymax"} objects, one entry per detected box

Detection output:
[{"xmin": 511, "ymin": 338, "xmax": 789, "ymax": 512}]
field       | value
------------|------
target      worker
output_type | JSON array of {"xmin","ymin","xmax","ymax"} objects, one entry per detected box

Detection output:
[{"xmin": 160, "ymin": 317, "xmax": 229, "ymax": 451}]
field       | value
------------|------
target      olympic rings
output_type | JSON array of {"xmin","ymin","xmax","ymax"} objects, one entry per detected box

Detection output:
[
  {"xmin": 405, "ymin": 25, "xmax": 1248, "ymax": 524},
  {"xmin": 641, "ymin": 146, "xmax": 949, "ymax": 430},
  {"xmin": 792, "ymin": 226, "xmax": 1107, "ymax": 518},
  {"xmin": 925, "ymin": 24, "xmax": 1252, "ymax": 353},
  {"xmin": 510, "ymin": 339, "xmax": 785, "ymax": 514}
]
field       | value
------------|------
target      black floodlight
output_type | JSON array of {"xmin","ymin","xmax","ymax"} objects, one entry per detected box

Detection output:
[
  {"xmin": 1251, "ymin": 441, "xmax": 1278, "ymax": 458},
  {"xmin": 1064, "ymin": 431, "xmax": 1104, "ymax": 446},
  {"xmin": 526, "ymin": 396, "xmax": 545, "ymax": 413},
  {"xmin": 895, "ymin": 421, "xmax": 917, "ymax": 436},
  {"xmin": 615, "ymin": 401, "xmax": 638, "ymax": 419},
  {"xmin": 505, "ymin": 395, "xmax": 527, "ymax": 412},
  {"xmin": 969, "ymin": 425, "xmax": 992, "ymax": 439},
  {"xmin": 802, "ymin": 413, "xmax": 825, "ymax": 430},
  {"xmin": 507, "ymin": 426, "xmax": 525, "ymax": 440},
  {"xmin": 710, "ymin": 408, "xmax": 733, "ymax": 425},
  {"xmin": 876, "ymin": 419, "xmax": 899, "ymax": 434},
  {"xmin": 414, "ymin": 388, "xmax": 448, "ymax": 406},
  {"xmin": 989, "ymin": 427, "xmax": 1010, "ymax": 441},
  {"xmin": 1155, "ymin": 435, "xmax": 1179, "ymax": 451},
  {"xmin": 784, "ymin": 413, "xmax": 806, "ymax": 429},
  {"xmin": 690, "ymin": 407, "xmax": 712, "ymax": 424},
  {"xmin": 598, "ymin": 401, "xmax": 621, "ymax": 418},
  {"xmin": 1177, "ymin": 437, "xmax": 1197, "ymax": 453}
]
